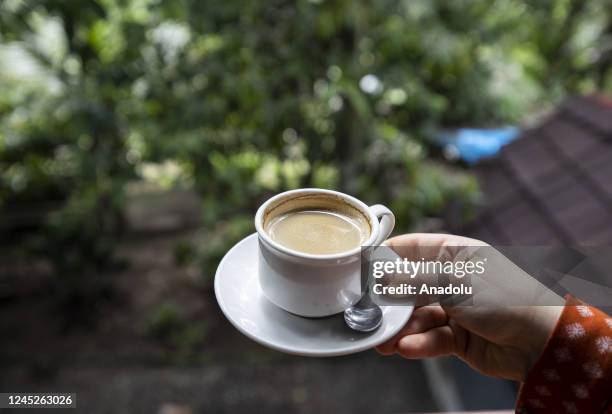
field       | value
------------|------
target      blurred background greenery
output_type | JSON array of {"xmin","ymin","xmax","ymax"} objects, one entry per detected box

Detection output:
[{"xmin": 1, "ymin": 0, "xmax": 611, "ymax": 387}]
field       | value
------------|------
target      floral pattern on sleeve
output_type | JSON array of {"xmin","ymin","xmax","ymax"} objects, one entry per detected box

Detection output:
[{"xmin": 517, "ymin": 295, "xmax": 611, "ymax": 413}]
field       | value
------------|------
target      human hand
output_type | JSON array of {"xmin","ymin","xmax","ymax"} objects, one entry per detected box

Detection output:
[{"xmin": 375, "ymin": 233, "xmax": 564, "ymax": 382}]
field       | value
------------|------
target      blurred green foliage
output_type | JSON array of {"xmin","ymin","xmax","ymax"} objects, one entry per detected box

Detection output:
[
  {"xmin": 144, "ymin": 302, "xmax": 207, "ymax": 363},
  {"xmin": 1, "ymin": 0, "xmax": 611, "ymax": 291}
]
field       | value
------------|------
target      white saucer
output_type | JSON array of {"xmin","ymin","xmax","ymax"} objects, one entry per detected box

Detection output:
[{"xmin": 214, "ymin": 233, "xmax": 414, "ymax": 357}]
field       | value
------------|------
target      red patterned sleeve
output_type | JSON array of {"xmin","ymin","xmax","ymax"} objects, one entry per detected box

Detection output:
[{"xmin": 516, "ymin": 295, "xmax": 612, "ymax": 413}]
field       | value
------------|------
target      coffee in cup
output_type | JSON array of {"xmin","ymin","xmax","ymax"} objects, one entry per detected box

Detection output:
[{"xmin": 264, "ymin": 209, "xmax": 370, "ymax": 255}]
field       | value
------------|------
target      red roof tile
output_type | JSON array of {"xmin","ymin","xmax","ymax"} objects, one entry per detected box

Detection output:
[{"xmin": 460, "ymin": 95, "xmax": 612, "ymax": 246}]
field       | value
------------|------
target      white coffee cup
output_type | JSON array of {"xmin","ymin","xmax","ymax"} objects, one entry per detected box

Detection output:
[{"xmin": 255, "ymin": 188, "xmax": 395, "ymax": 317}]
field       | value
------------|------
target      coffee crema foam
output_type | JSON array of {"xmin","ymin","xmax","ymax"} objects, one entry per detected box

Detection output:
[{"xmin": 265, "ymin": 210, "xmax": 370, "ymax": 255}]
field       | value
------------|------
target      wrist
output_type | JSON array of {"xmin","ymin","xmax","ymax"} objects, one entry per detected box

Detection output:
[{"xmin": 521, "ymin": 304, "xmax": 564, "ymax": 380}]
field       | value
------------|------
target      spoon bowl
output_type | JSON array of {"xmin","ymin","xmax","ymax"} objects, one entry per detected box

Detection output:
[{"xmin": 344, "ymin": 295, "xmax": 383, "ymax": 332}]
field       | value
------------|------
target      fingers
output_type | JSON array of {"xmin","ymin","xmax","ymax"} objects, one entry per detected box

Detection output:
[
  {"xmin": 386, "ymin": 233, "xmax": 487, "ymax": 261},
  {"xmin": 396, "ymin": 325, "xmax": 456, "ymax": 359},
  {"xmin": 387, "ymin": 233, "xmax": 486, "ymax": 248},
  {"xmin": 375, "ymin": 306, "xmax": 448, "ymax": 355}
]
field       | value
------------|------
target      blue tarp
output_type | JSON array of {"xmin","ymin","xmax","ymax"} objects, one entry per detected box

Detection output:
[{"xmin": 438, "ymin": 127, "xmax": 520, "ymax": 164}]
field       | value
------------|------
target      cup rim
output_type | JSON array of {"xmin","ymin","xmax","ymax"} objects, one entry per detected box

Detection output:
[{"xmin": 254, "ymin": 188, "xmax": 380, "ymax": 260}]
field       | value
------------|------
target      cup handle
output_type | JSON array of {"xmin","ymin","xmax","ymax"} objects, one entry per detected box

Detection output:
[{"xmin": 369, "ymin": 204, "xmax": 395, "ymax": 246}]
